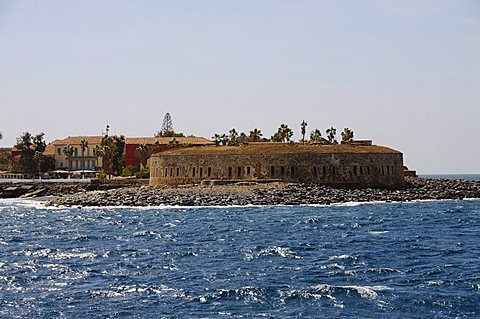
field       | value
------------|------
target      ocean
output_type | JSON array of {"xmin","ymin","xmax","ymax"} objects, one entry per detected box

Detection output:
[
  {"xmin": 1, "ymin": 197, "xmax": 479, "ymax": 318},
  {"xmin": 419, "ymin": 174, "xmax": 480, "ymax": 181}
]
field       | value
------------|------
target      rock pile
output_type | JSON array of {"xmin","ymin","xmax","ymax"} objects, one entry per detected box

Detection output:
[{"xmin": 47, "ymin": 177, "xmax": 480, "ymax": 207}]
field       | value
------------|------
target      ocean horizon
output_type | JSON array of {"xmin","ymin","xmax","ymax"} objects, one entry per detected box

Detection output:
[{"xmin": 419, "ymin": 174, "xmax": 480, "ymax": 181}]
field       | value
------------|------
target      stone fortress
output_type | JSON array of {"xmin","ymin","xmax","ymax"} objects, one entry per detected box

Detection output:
[{"xmin": 149, "ymin": 142, "xmax": 404, "ymax": 188}]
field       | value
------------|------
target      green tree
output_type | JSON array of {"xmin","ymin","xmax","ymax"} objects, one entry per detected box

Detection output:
[
  {"xmin": 272, "ymin": 124, "xmax": 293, "ymax": 142},
  {"xmin": 62, "ymin": 144, "xmax": 74, "ymax": 170},
  {"xmin": 0, "ymin": 131, "xmax": 3, "ymax": 140},
  {"xmin": 310, "ymin": 129, "xmax": 323, "ymax": 143},
  {"xmin": 238, "ymin": 132, "xmax": 249, "ymax": 144},
  {"xmin": 0, "ymin": 149, "xmax": 12, "ymax": 171},
  {"xmin": 300, "ymin": 121, "xmax": 307, "ymax": 144},
  {"xmin": 155, "ymin": 112, "xmax": 185, "ymax": 137},
  {"xmin": 14, "ymin": 132, "xmax": 48, "ymax": 173},
  {"xmin": 96, "ymin": 135, "xmax": 125, "ymax": 176},
  {"xmin": 136, "ymin": 143, "xmax": 150, "ymax": 168},
  {"xmin": 33, "ymin": 151, "xmax": 43, "ymax": 176},
  {"xmin": 227, "ymin": 128, "xmax": 239, "ymax": 146},
  {"xmin": 220, "ymin": 134, "xmax": 228, "ymax": 146},
  {"xmin": 212, "ymin": 134, "xmax": 222, "ymax": 146},
  {"xmin": 152, "ymin": 141, "xmax": 163, "ymax": 153},
  {"xmin": 249, "ymin": 128, "xmax": 262, "ymax": 142},
  {"xmin": 326, "ymin": 127, "xmax": 338, "ymax": 144},
  {"xmin": 270, "ymin": 132, "xmax": 283, "ymax": 142},
  {"xmin": 93, "ymin": 145, "xmax": 104, "ymax": 171},
  {"xmin": 80, "ymin": 139, "xmax": 88, "ymax": 175},
  {"xmin": 341, "ymin": 128, "xmax": 354, "ymax": 144}
]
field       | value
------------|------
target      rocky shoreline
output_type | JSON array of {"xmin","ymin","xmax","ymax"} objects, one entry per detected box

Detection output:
[{"xmin": 45, "ymin": 177, "xmax": 480, "ymax": 207}]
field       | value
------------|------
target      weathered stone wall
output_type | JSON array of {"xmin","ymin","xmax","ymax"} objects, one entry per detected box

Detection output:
[{"xmin": 150, "ymin": 152, "xmax": 404, "ymax": 188}]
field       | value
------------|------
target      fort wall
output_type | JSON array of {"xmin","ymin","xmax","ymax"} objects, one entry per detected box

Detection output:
[{"xmin": 149, "ymin": 145, "xmax": 404, "ymax": 188}]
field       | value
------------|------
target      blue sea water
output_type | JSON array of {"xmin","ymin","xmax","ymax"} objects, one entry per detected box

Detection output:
[
  {"xmin": 419, "ymin": 174, "xmax": 480, "ymax": 181},
  {"xmin": 1, "ymin": 199, "xmax": 480, "ymax": 318}
]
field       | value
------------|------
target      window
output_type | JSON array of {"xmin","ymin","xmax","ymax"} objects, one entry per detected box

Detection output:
[
  {"xmin": 360, "ymin": 166, "xmax": 363, "ymax": 175},
  {"xmin": 246, "ymin": 166, "xmax": 251, "ymax": 175},
  {"xmin": 323, "ymin": 166, "xmax": 327, "ymax": 175},
  {"xmin": 271, "ymin": 166, "xmax": 275, "ymax": 176},
  {"xmin": 60, "ymin": 162, "xmax": 64, "ymax": 168},
  {"xmin": 134, "ymin": 150, "xmax": 140, "ymax": 158},
  {"xmin": 280, "ymin": 166, "xmax": 285, "ymax": 177},
  {"xmin": 353, "ymin": 166, "xmax": 357, "ymax": 176},
  {"xmin": 170, "ymin": 168, "xmax": 173, "ymax": 177},
  {"xmin": 387, "ymin": 166, "xmax": 390, "ymax": 175},
  {"xmin": 177, "ymin": 168, "xmax": 180, "ymax": 177},
  {"xmin": 368, "ymin": 166, "xmax": 371, "ymax": 175},
  {"xmin": 290, "ymin": 166, "xmax": 295, "ymax": 176},
  {"xmin": 237, "ymin": 167, "xmax": 241, "ymax": 177},
  {"xmin": 87, "ymin": 148, "xmax": 90, "ymax": 156},
  {"xmin": 229, "ymin": 167, "xmax": 232, "ymax": 177},
  {"xmin": 200, "ymin": 167, "xmax": 203, "ymax": 177},
  {"xmin": 313, "ymin": 166, "xmax": 317, "ymax": 175},
  {"xmin": 92, "ymin": 160, "xmax": 96, "ymax": 168},
  {"xmin": 75, "ymin": 160, "xmax": 79, "ymax": 169},
  {"xmin": 332, "ymin": 166, "xmax": 336, "ymax": 175},
  {"xmin": 74, "ymin": 148, "xmax": 78, "ymax": 156},
  {"xmin": 192, "ymin": 167, "xmax": 196, "ymax": 177},
  {"xmin": 57, "ymin": 148, "xmax": 61, "ymax": 155},
  {"xmin": 382, "ymin": 166, "xmax": 385, "ymax": 175},
  {"xmin": 208, "ymin": 167, "xmax": 211, "ymax": 177},
  {"xmin": 69, "ymin": 160, "xmax": 73, "ymax": 169},
  {"xmin": 165, "ymin": 167, "xmax": 168, "ymax": 177}
]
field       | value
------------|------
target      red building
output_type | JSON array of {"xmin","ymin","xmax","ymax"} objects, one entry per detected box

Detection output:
[{"xmin": 124, "ymin": 137, "xmax": 213, "ymax": 168}]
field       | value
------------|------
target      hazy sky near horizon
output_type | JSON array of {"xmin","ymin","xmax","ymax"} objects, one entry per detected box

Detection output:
[{"xmin": 0, "ymin": 0, "xmax": 479, "ymax": 173}]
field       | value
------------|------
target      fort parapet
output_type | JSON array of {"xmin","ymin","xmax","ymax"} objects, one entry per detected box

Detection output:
[{"xmin": 149, "ymin": 143, "xmax": 404, "ymax": 188}]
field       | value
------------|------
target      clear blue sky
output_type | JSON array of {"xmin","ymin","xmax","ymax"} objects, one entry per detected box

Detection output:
[{"xmin": 1, "ymin": 0, "xmax": 479, "ymax": 173}]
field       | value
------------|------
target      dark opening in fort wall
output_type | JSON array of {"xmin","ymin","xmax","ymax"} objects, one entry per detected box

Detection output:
[{"xmin": 149, "ymin": 144, "xmax": 404, "ymax": 188}]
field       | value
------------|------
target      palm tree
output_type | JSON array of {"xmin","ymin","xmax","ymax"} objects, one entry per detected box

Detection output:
[
  {"xmin": 238, "ymin": 132, "xmax": 249, "ymax": 144},
  {"xmin": 152, "ymin": 140, "xmax": 163, "ymax": 153},
  {"xmin": 228, "ymin": 128, "xmax": 239, "ymax": 146},
  {"xmin": 212, "ymin": 134, "xmax": 222, "ymax": 146},
  {"xmin": 93, "ymin": 145, "xmax": 103, "ymax": 169},
  {"xmin": 310, "ymin": 129, "xmax": 323, "ymax": 143},
  {"xmin": 341, "ymin": 128, "xmax": 354, "ymax": 144},
  {"xmin": 62, "ymin": 144, "xmax": 74, "ymax": 170},
  {"xmin": 249, "ymin": 128, "xmax": 262, "ymax": 142},
  {"xmin": 326, "ymin": 127, "xmax": 338, "ymax": 144},
  {"xmin": 33, "ymin": 151, "xmax": 43, "ymax": 178},
  {"xmin": 136, "ymin": 143, "xmax": 150, "ymax": 169},
  {"xmin": 300, "ymin": 121, "xmax": 307, "ymax": 144},
  {"xmin": 80, "ymin": 139, "xmax": 88, "ymax": 177},
  {"xmin": 278, "ymin": 124, "xmax": 293, "ymax": 142},
  {"xmin": 220, "ymin": 134, "xmax": 228, "ymax": 146}
]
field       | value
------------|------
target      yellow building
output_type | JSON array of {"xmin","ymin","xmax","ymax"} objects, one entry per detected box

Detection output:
[{"xmin": 48, "ymin": 136, "xmax": 103, "ymax": 171}]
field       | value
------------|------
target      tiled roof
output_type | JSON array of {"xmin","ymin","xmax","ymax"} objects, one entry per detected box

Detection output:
[
  {"xmin": 51, "ymin": 136, "xmax": 104, "ymax": 146},
  {"xmin": 125, "ymin": 137, "xmax": 213, "ymax": 145},
  {"xmin": 44, "ymin": 143, "xmax": 56, "ymax": 156}
]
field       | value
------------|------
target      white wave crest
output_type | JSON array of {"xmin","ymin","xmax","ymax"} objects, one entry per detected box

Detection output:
[
  {"xmin": 328, "ymin": 254, "xmax": 357, "ymax": 261},
  {"xmin": 257, "ymin": 246, "xmax": 301, "ymax": 259}
]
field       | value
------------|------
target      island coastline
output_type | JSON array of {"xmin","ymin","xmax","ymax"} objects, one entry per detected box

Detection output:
[{"xmin": 37, "ymin": 177, "xmax": 480, "ymax": 207}]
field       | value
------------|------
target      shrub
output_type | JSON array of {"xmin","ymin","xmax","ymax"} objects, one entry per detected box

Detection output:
[
  {"xmin": 135, "ymin": 168, "xmax": 150, "ymax": 179},
  {"xmin": 122, "ymin": 164, "xmax": 139, "ymax": 177}
]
